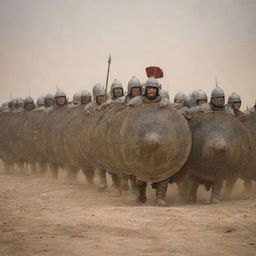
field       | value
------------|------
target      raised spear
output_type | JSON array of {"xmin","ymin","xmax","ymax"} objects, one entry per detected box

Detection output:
[{"xmin": 105, "ymin": 54, "xmax": 111, "ymax": 98}]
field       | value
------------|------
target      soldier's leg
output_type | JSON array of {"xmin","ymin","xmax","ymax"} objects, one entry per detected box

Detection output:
[
  {"xmin": 82, "ymin": 167, "xmax": 95, "ymax": 186},
  {"xmin": 97, "ymin": 169, "xmax": 107, "ymax": 190},
  {"xmin": 243, "ymin": 178, "xmax": 253, "ymax": 194},
  {"xmin": 210, "ymin": 180, "xmax": 223, "ymax": 204},
  {"xmin": 176, "ymin": 175, "xmax": 192, "ymax": 202},
  {"xmin": 3, "ymin": 160, "xmax": 13, "ymax": 174},
  {"xmin": 136, "ymin": 180, "xmax": 147, "ymax": 203},
  {"xmin": 109, "ymin": 172, "xmax": 121, "ymax": 197},
  {"xmin": 38, "ymin": 162, "xmax": 48, "ymax": 176},
  {"xmin": 223, "ymin": 176, "xmax": 237, "ymax": 200},
  {"xmin": 128, "ymin": 175, "xmax": 137, "ymax": 201},
  {"xmin": 66, "ymin": 166, "xmax": 80, "ymax": 181},
  {"xmin": 121, "ymin": 174, "xmax": 130, "ymax": 191},
  {"xmin": 16, "ymin": 160, "xmax": 26, "ymax": 175},
  {"xmin": 30, "ymin": 161, "xmax": 37, "ymax": 175},
  {"xmin": 155, "ymin": 179, "xmax": 169, "ymax": 206},
  {"xmin": 48, "ymin": 162, "xmax": 59, "ymax": 179}
]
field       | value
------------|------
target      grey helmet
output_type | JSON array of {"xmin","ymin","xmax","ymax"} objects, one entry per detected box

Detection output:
[
  {"xmin": 210, "ymin": 87, "xmax": 225, "ymax": 106},
  {"xmin": 188, "ymin": 90, "xmax": 200, "ymax": 107},
  {"xmin": 144, "ymin": 77, "xmax": 160, "ymax": 96},
  {"xmin": 159, "ymin": 89, "xmax": 170, "ymax": 100},
  {"xmin": 55, "ymin": 90, "xmax": 66, "ymax": 98},
  {"xmin": 24, "ymin": 96, "xmax": 34, "ymax": 104},
  {"xmin": 228, "ymin": 92, "xmax": 241, "ymax": 108},
  {"xmin": 15, "ymin": 97, "xmax": 25, "ymax": 106},
  {"xmin": 55, "ymin": 90, "xmax": 68, "ymax": 106},
  {"xmin": 81, "ymin": 90, "xmax": 92, "ymax": 98},
  {"xmin": 37, "ymin": 96, "xmax": 45, "ymax": 107},
  {"xmin": 8, "ymin": 98, "xmax": 16, "ymax": 110},
  {"xmin": 174, "ymin": 91, "xmax": 188, "ymax": 103},
  {"xmin": 128, "ymin": 76, "xmax": 142, "ymax": 95},
  {"xmin": 110, "ymin": 79, "xmax": 124, "ymax": 98},
  {"xmin": 2, "ymin": 102, "xmax": 9, "ymax": 112},
  {"xmin": 92, "ymin": 83, "xmax": 105, "ymax": 101},
  {"xmin": 195, "ymin": 89, "xmax": 208, "ymax": 105},
  {"xmin": 72, "ymin": 91, "xmax": 82, "ymax": 104}
]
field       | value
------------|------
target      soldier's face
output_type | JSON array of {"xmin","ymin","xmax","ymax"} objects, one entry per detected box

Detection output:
[
  {"xmin": 56, "ymin": 96, "xmax": 66, "ymax": 105},
  {"xmin": 45, "ymin": 98, "xmax": 54, "ymax": 106},
  {"xmin": 131, "ymin": 87, "xmax": 141, "ymax": 97},
  {"xmin": 197, "ymin": 100, "xmax": 207, "ymax": 106},
  {"xmin": 25, "ymin": 103, "xmax": 34, "ymax": 111},
  {"xmin": 81, "ymin": 96, "xmax": 91, "ymax": 104},
  {"xmin": 96, "ymin": 95, "xmax": 105, "ymax": 105},
  {"xmin": 174, "ymin": 99, "xmax": 185, "ymax": 105},
  {"xmin": 215, "ymin": 97, "xmax": 224, "ymax": 106},
  {"xmin": 113, "ymin": 88, "xmax": 123, "ymax": 97},
  {"xmin": 146, "ymin": 87, "xmax": 157, "ymax": 97},
  {"xmin": 233, "ymin": 102, "xmax": 241, "ymax": 110}
]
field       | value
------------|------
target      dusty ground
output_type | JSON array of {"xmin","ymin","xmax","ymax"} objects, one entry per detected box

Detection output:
[{"xmin": 0, "ymin": 164, "xmax": 256, "ymax": 256}]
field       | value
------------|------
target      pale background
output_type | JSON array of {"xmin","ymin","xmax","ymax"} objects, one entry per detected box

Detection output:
[{"xmin": 0, "ymin": 0, "xmax": 255, "ymax": 109}]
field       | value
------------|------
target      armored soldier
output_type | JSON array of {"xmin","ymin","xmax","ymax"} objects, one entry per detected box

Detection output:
[
  {"xmin": 1, "ymin": 102, "xmax": 9, "ymax": 112},
  {"xmin": 24, "ymin": 97, "xmax": 36, "ymax": 111},
  {"xmin": 80, "ymin": 90, "xmax": 92, "ymax": 105},
  {"xmin": 189, "ymin": 87, "xmax": 234, "ymax": 204},
  {"xmin": 8, "ymin": 98, "xmax": 16, "ymax": 112},
  {"xmin": 44, "ymin": 93, "xmax": 55, "ymax": 108},
  {"xmin": 14, "ymin": 98, "xmax": 25, "ymax": 113},
  {"xmin": 36, "ymin": 96, "xmax": 45, "ymax": 109},
  {"xmin": 129, "ymin": 77, "xmax": 171, "ymax": 206},
  {"xmin": 72, "ymin": 91, "xmax": 82, "ymax": 105}
]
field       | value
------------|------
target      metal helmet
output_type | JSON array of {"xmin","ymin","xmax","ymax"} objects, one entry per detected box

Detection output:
[
  {"xmin": 211, "ymin": 87, "xmax": 225, "ymax": 106},
  {"xmin": 16, "ymin": 97, "xmax": 25, "ymax": 105},
  {"xmin": 128, "ymin": 76, "xmax": 142, "ymax": 95},
  {"xmin": 196, "ymin": 89, "xmax": 208, "ymax": 103},
  {"xmin": 81, "ymin": 90, "xmax": 92, "ymax": 98},
  {"xmin": 174, "ymin": 91, "xmax": 188, "ymax": 103},
  {"xmin": 8, "ymin": 98, "xmax": 16, "ymax": 109},
  {"xmin": 92, "ymin": 83, "xmax": 105, "ymax": 100},
  {"xmin": 211, "ymin": 87, "xmax": 225, "ymax": 98},
  {"xmin": 44, "ymin": 93, "xmax": 55, "ymax": 107},
  {"xmin": 228, "ymin": 92, "xmax": 241, "ymax": 108},
  {"xmin": 144, "ymin": 77, "xmax": 160, "ymax": 97},
  {"xmin": 188, "ymin": 90, "xmax": 200, "ymax": 107},
  {"xmin": 111, "ymin": 79, "xmax": 123, "ymax": 98},
  {"xmin": 159, "ymin": 89, "xmax": 170, "ymax": 100},
  {"xmin": 37, "ymin": 96, "xmax": 45, "ymax": 107},
  {"xmin": 2, "ymin": 102, "xmax": 9, "ymax": 112},
  {"xmin": 55, "ymin": 90, "xmax": 66, "ymax": 98},
  {"xmin": 24, "ymin": 96, "xmax": 34, "ymax": 104},
  {"xmin": 72, "ymin": 91, "xmax": 82, "ymax": 104}
]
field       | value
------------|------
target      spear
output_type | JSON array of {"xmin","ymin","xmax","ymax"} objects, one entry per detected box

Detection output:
[
  {"xmin": 105, "ymin": 54, "xmax": 111, "ymax": 98},
  {"xmin": 215, "ymin": 76, "xmax": 218, "ymax": 87}
]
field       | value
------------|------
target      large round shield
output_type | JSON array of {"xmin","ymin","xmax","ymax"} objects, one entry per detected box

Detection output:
[
  {"xmin": 188, "ymin": 112, "xmax": 251, "ymax": 181},
  {"xmin": 119, "ymin": 103, "xmax": 192, "ymax": 182}
]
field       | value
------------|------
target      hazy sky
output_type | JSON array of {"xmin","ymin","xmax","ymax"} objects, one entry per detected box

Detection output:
[{"xmin": 0, "ymin": 0, "xmax": 255, "ymax": 108}]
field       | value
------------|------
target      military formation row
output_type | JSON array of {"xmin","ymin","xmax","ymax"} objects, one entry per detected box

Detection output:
[{"xmin": 0, "ymin": 76, "xmax": 255, "ymax": 206}]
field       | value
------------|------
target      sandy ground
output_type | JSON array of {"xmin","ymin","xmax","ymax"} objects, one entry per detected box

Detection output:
[{"xmin": 0, "ymin": 164, "xmax": 256, "ymax": 256}]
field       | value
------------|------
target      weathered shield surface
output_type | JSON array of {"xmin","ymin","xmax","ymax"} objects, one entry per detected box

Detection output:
[
  {"xmin": 187, "ymin": 112, "xmax": 251, "ymax": 181},
  {"xmin": 241, "ymin": 113, "xmax": 256, "ymax": 180},
  {"xmin": 119, "ymin": 103, "xmax": 192, "ymax": 182}
]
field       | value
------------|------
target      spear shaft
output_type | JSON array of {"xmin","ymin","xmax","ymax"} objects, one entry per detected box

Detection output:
[{"xmin": 105, "ymin": 54, "xmax": 111, "ymax": 97}]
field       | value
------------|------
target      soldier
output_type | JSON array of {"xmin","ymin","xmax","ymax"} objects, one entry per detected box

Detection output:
[
  {"xmin": 24, "ymin": 96, "xmax": 36, "ymax": 111},
  {"xmin": 172, "ymin": 91, "xmax": 190, "ymax": 119},
  {"xmin": 80, "ymin": 90, "xmax": 92, "ymax": 105},
  {"xmin": 110, "ymin": 79, "xmax": 124, "ymax": 101},
  {"xmin": 159, "ymin": 89, "xmax": 170, "ymax": 100},
  {"xmin": 36, "ymin": 96, "xmax": 45, "ymax": 109},
  {"xmin": 1, "ymin": 102, "xmax": 9, "ymax": 112},
  {"xmin": 72, "ymin": 91, "xmax": 82, "ymax": 105},
  {"xmin": 8, "ymin": 98, "xmax": 16, "ymax": 112},
  {"xmin": 14, "ymin": 98, "xmax": 25, "ymax": 113},
  {"xmin": 44, "ymin": 93, "xmax": 55, "ymax": 108},
  {"xmin": 223, "ymin": 92, "xmax": 250, "ymax": 198},
  {"xmin": 129, "ymin": 77, "xmax": 171, "ymax": 206},
  {"xmin": 54, "ymin": 90, "xmax": 68, "ymax": 108},
  {"xmin": 189, "ymin": 87, "xmax": 235, "ymax": 204},
  {"xmin": 84, "ymin": 83, "xmax": 106, "ymax": 111}
]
